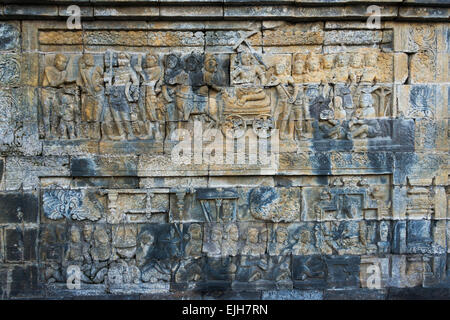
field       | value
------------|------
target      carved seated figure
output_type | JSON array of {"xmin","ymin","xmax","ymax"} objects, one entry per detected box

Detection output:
[
  {"xmin": 231, "ymin": 52, "xmax": 266, "ymax": 86},
  {"xmin": 349, "ymin": 92, "xmax": 381, "ymax": 139},
  {"xmin": 321, "ymin": 100, "xmax": 348, "ymax": 140},
  {"xmin": 226, "ymin": 52, "xmax": 270, "ymax": 114}
]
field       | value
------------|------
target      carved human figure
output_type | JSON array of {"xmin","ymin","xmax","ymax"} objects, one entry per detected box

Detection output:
[
  {"xmin": 223, "ymin": 52, "xmax": 270, "ymax": 118},
  {"xmin": 185, "ymin": 224, "xmax": 203, "ymax": 258},
  {"xmin": 331, "ymin": 54, "xmax": 355, "ymax": 119},
  {"xmin": 270, "ymin": 226, "xmax": 290, "ymax": 255},
  {"xmin": 238, "ymin": 254, "xmax": 269, "ymax": 283},
  {"xmin": 303, "ymin": 55, "xmax": 332, "ymax": 122},
  {"xmin": 338, "ymin": 221, "xmax": 365, "ymax": 255},
  {"xmin": 222, "ymin": 223, "xmax": 239, "ymax": 257},
  {"xmin": 378, "ymin": 221, "xmax": 390, "ymax": 253},
  {"xmin": 137, "ymin": 231, "xmax": 171, "ymax": 283},
  {"xmin": 292, "ymin": 53, "xmax": 306, "ymax": 83},
  {"xmin": 44, "ymin": 262, "xmax": 64, "ymax": 284},
  {"xmin": 104, "ymin": 51, "xmax": 138, "ymax": 140},
  {"xmin": 139, "ymin": 53, "xmax": 163, "ymax": 140},
  {"xmin": 231, "ymin": 52, "xmax": 266, "ymax": 86},
  {"xmin": 58, "ymin": 92, "xmax": 79, "ymax": 140},
  {"xmin": 290, "ymin": 54, "xmax": 312, "ymax": 139},
  {"xmin": 90, "ymin": 226, "xmax": 110, "ymax": 262},
  {"xmin": 269, "ymin": 255, "xmax": 291, "ymax": 282},
  {"xmin": 303, "ymin": 53, "xmax": 327, "ymax": 84},
  {"xmin": 349, "ymin": 92, "xmax": 380, "ymax": 139},
  {"xmin": 203, "ymin": 54, "xmax": 222, "ymax": 92},
  {"xmin": 112, "ymin": 223, "xmax": 137, "ymax": 260},
  {"xmin": 202, "ymin": 54, "xmax": 222, "ymax": 123},
  {"xmin": 41, "ymin": 54, "xmax": 78, "ymax": 139},
  {"xmin": 349, "ymin": 53, "xmax": 364, "ymax": 84},
  {"xmin": 65, "ymin": 226, "xmax": 83, "ymax": 262},
  {"xmin": 292, "ymin": 229, "xmax": 316, "ymax": 255},
  {"xmin": 165, "ymin": 53, "xmax": 190, "ymax": 133},
  {"xmin": 81, "ymin": 224, "xmax": 93, "ymax": 264},
  {"xmin": 270, "ymin": 62, "xmax": 297, "ymax": 140},
  {"xmin": 77, "ymin": 53, "xmax": 105, "ymax": 139},
  {"xmin": 175, "ymin": 258, "xmax": 203, "ymax": 283},
  {"xmin": 322, "ymin": 54, "xmax": 335, "ymax": 83},
  {"xmin": 136, "ymin": 231, "xmax": 154, "ymax": 267},
  {"xmin": 79, "ymin": 224, "xmax": 108, "ymax": 284},
  {"xmin": 208, "ymin": 225, "xmax": 223, "ymax": 256},
  {"xmin": 360, "ymin": 52, "xmax": 378, "ymax": 85},
  {"xmin": 332, "ymin": 53, "xmax": 350, "ymax": 83},
  {"xmin": 184, "ymin": 54, "xmax": 209, "ymax": 121},
  {"xmin": 295, "ymin": 256, "xmax": 326, "ymax": 281},
  {"xmin": 371, "ymin": 186, "xmax": 391, "ymax": 219},
  {"xmin": 241, "ymin": 227, "xmax": 265, "ymax": 256}
]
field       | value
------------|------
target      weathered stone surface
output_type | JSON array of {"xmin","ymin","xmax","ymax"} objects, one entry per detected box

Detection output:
[
  {"xmin": 9, "ymin": 265, "xmax": 39, "ymax": 298},
  {"xmin": 5, "ymin": 228, "xmax": 37, "ymax": 262},
  {"xmin": 262, "ymin": 289, "xmax": 323, "ymax": 300},
  {"xmin": 0, "ymin": 23, "xmax": 20, "ymax": 52},
  {"xmin": 0, "ymin": 2, "xmax": 448, "ymax": 301},
  {"xmin": 0, "ymin": 192, "xmax": 39, "ymax": 223}
]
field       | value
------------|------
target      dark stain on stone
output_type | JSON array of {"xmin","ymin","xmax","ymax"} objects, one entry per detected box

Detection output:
[
  {"xmin": 0, "ymin": 192, "xmax": 39, "ymax": 223},
  {"xmin": 71, "ymin": 158, "xmax": 96, "ymax": 176}
]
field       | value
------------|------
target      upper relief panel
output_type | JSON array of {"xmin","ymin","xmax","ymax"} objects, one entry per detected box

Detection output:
[{"xmin": 14, "ymin": 20, "xmax": 444, "ymax": 158}]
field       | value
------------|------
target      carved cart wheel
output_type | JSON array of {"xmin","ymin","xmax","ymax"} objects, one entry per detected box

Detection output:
[
  {"xmin": 252, "ymin": 114, "xmax": 275, "ymax": 138},
  {"xmin": 222, "ymin": 115, "xmax": 247, "ymax": 139}
]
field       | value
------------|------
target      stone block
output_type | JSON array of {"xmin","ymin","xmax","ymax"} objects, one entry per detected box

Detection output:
[
  {"xmin": 324, "ymin": 289, "xmax": 386, "ymax": 300},
  {"xmin": 0, "ymin": 192, "xmax": 39, "ymax": 223},
  {"xmin": 5, "ymin": 227, "xmax": 37, "ymax": 262},
  {"xmin": 262, "ymin": 289, "xmax": 323, "ymax": 300},
  {"xmin": 0, "ymin": 22, "xmax": 20, "ymax": 52},
  {"xmin": 94, "ymin": 6, "xmax": 159, "ymax": 18},
  {"xmin": 4, "ymin": 5, "xmax": 58, "ymax": 17},
  {"xmin": 9, "ymin": 265, "xmax": 40, "ymax": 298},
  {"xmin": 293, "ymin": 255, "xmax": 327, "ymax": 289},
  {"xmin": 4, "ymin": 156, "xmax": 69, "ymax": 191},
  {"xmin": 71, "ymin": 156, "xmax": 138, "ymax": 177},
  {"xmin": 325, "ymin": 256, "xmax": 360, "ymax": 289}
]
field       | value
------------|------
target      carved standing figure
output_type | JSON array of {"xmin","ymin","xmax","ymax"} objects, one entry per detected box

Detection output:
[
  {"xmin": 138, "ymin": 53, "xmax": 163, "ymax": 140},
  {"xmin": 41, "ymin": 54, "xmax": 78, "ymax": 139},
  {"xmin": 77, "ymin": 53, "xmax": 105, "ymax": 139},
  {"xmin": 104, "ymin": 51, "xmax": 138, "ymax": 140},
  {"xmin": 270, "ymin": 62, "xmax": 297, "ymax": 140}
]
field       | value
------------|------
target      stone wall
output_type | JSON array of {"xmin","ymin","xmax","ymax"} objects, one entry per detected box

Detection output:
[{"xmin": 0, "ymin": 1, "xmax": 448, "ymax": 299}]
